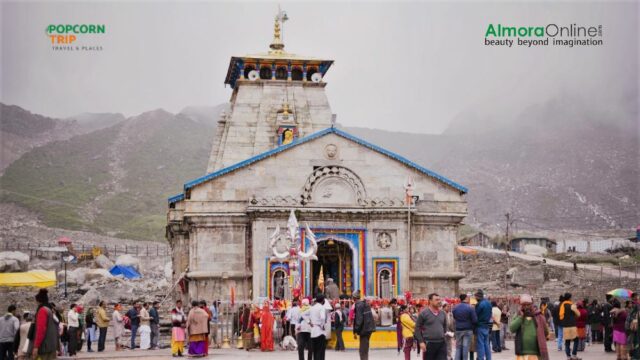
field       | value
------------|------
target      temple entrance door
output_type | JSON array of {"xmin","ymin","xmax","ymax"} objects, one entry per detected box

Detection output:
[
  {"xmin": 272, "ymin": 269, "xmax": 286, "ymax": 300},
  {"xmin": 378, "ymin": 269, "xmax": 393, "ymax": 299},
  {"xmin": 311, "ymin": 239, "xmax": 353, "ymax": 297}
]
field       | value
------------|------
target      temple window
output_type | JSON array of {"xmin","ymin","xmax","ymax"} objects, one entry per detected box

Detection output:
[
  {"xmin": 259, "ymin": 66, "xmax": 272, "ymax": 80},
  {"xmin": 291, "ymin": 67, "xmax": 303, "ymax": 81},
  {"xmin": 275, "ymin": 66, "xmax": 288, "ymax": 80}
]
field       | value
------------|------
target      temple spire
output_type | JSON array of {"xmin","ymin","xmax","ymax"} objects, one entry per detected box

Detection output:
[{"xmin": 269, "ymin": 7, "xmax": 288, "ymax": 55}]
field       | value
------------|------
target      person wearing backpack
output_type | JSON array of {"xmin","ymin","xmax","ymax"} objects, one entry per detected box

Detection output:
[
  {"xmin": 125, "ymin": 303, "xmax": 141, "ymax": 350},
  {"xmin": 353, "ymin": 290, "xmax": 376, "ymax": 360},
  {"xmin": 28, "ymin": 289, "xmax": 59, "ymax": 360}
]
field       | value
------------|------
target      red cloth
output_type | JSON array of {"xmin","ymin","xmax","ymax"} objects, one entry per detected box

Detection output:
[
  {"xmin": 34, "ymin": 306, "xmax": 49, "ymax": 349},
  {"xmin": 576, "ymin": 308, "xmax": 587, "ymax": 328},
  {"xmin": 260, "ymin": 306, "xmax": 275, "ymax": 351}
]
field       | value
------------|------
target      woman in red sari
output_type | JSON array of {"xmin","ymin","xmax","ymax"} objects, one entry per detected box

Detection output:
[{"xmin": 260, "ymin": 302, "xmax": 275, "ymax": 351}]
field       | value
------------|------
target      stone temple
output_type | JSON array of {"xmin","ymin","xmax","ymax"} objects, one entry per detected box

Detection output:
[{"xmin": 166, "ymin": 16, "xmax": 468, "ymax": 302}]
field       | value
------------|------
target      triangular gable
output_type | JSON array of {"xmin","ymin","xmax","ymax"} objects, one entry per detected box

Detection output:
[{"xmin": 169, "ymin": 127, "xmax": 467, "ymax": 204}]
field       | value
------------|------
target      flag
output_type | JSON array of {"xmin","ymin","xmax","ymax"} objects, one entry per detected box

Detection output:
[
  {"xmin": 317, "ymin": 266, "xmax": 325, "ymax": 293},
  {"xmin": 404, "ymin": 176, "xmax": 414, "ymax": 206}
]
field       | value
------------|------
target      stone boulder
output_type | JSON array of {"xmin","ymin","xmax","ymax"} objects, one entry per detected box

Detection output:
[
  {"xmin": 79, "ymin": 287, "xmax": 100, "ymax": 306},
  {"xmin": 0, "ymin": 251, "xmax": 30, "ymax": 272},
  {"xmin": 94, "ymin": 255, "xmax": 114, "ymax": 270},
  {"xmin": 115, "ymin": 254, "xmax": 140, "ymax": 271},
  {"xmin": 85, "ymin": 269, "xmax": 113, "ymax": 282},
  {"xmin": 58, "ymin": 267, "xmax": 90, "ymax": 285}
]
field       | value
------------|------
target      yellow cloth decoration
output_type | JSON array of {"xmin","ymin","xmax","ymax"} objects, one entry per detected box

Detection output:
[{"xmin": 559, "ymin": 300, "xmax": 572, "ymax": 320}]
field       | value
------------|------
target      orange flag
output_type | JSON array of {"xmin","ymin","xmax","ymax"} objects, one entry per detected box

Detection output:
[{"xmin": 318, "ymin": 266, "xmax": 325, "ymax": 293}]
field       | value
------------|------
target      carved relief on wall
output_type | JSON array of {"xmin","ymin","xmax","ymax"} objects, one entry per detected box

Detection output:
[
  {"xmin": 300, "ymin": 166, "xmax": 366, "ymax": 206},
  {"xmin": 376, "ymin": 232, "xmax": 393, "ymax": 249},
  {"xmin": 324, "ymin": 144, "xmax": 338, "ymax": 160}
]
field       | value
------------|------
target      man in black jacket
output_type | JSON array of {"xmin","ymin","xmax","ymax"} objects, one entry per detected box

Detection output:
[
  {"xmin": 353, "ymin": 290, "xmax": 376, "ymax": 360},
  {"xmin": 602, "ymin": 294, "xmax": 614, "ymax": 352}
]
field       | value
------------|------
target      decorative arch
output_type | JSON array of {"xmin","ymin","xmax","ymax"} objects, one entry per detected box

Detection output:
[
  {"xmin": 301, "ymin": 228, "xmax": 367, "ymax": 297},
  {"xmin": 266, "ymin": 260, "xmax": 289, "ymax": 299},
  {"xmin": 300, "ymin": 166, "xmax": 366, "ymax": 206},
  {"xmin": 372, "ymin": 257, "xmax": 399, "ymax": 298}
]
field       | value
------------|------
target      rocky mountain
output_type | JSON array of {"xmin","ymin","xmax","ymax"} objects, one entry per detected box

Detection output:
[
  {"xmin": 347, "ymin": 96, "xmax": 639, "ymax": 233},
  {"xmin": 0, "ymin": 103, "xmax": 80, "ymax": 174},
  {"xmin": 65, "ymin": 112, "xmax": 126, "ymax": 133},
  {"xmin": 1, "ymin": 105, "xmax": 221, "ymax": 240},
  {"xmin": 0, "ymin": 98, "xmax": 637, "ymax": 242}
]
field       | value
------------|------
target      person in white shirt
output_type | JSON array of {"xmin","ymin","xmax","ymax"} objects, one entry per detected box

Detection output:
[
  {"xmin": 296, "ymin": 299, "xmax": 312, "ymax": 360},
  {"xmin": 310, "ymin": 294, "xmax": 328, "ymax": 360},
  {"xmin": 67, "ymin": 304, "xmax": 80, "ymax": 356},
  {"xmin": 288, "ymin": 302, "xmax": 301, "ymax": 338}
]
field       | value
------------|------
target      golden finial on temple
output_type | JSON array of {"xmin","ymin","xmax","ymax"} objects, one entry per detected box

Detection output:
[{"xmin": 269, "ymin": 7, "xmax": 288, "ymax": 54}]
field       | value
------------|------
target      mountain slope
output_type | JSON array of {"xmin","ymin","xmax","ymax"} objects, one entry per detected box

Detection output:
[
  {"xmin": 1, "ymin": 108, "xmax": 218, "ymax": 240},
  {"xmin": 1, "ymin": 99, "xmax": 636, "ymax": 242},
  {"xmin": 347, "ymin": 96, "xmax": 639, "ymax": 232},
  {"xmin": 0, "ymin": 103, "xmax": 80, "ymax": 174}
]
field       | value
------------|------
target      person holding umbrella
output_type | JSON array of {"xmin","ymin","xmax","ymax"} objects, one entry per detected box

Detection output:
[{"xmin": 610, "ymin": 298, "xmax": 628, "ymax": 360}]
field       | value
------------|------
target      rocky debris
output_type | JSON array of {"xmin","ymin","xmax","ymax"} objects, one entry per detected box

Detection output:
[
  {"xmin": 164, "ymin": 261, "xmax": 172, "ymax": 281},
  {"xmin": 506, "ymin": 264, "xmax": 545, "ymax": 287},
  {"xmin": 0, "ymin": 251, "xmax": 30, "ymax": 272},
  {"xmin": 58, "ymin": 267, "xmax": 90, "ymax": 285},
  {"xmin": 79, "ymin": 287, "xmax": 100, "ymax": 306},
  {"xmin": 94, "ymin": 254, "xmax": 114, "ymax": 269},
  {"xmin": 524, "ymin": 244, "xmax": 548, "ymax": 256},
  {"xmin": 459, "ymin": 250, "xmax": 639, "ymax": 301},
  {"xmin": 115, "ymin": 254, "xmax": 140, "ymax": 271},
  {"xmin": 85, "ymin": 269, "xmax": 113, "ymax": 282}
]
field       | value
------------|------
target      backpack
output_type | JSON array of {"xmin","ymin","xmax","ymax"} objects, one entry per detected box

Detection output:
[{"xmin": 123, "ymin": 315, "xmax": 131, "ymax": 330}]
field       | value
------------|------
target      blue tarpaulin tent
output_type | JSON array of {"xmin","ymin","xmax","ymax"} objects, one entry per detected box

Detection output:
[{"xmin": 109, "ymin": 265, "xmax": 141, "ymax": 279}]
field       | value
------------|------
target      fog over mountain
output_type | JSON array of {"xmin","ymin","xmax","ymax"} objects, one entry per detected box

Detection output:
[{"xmin": 0, "ymin": 96, "xmax": 637, "ymax": 241}]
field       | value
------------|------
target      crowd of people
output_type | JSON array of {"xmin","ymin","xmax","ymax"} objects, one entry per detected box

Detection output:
[
  {"xmin": 394, "ymin": 290, "xmax": 640, "ymax": 360},
  {"xmin": 0, "ymin": 287, "xmax": 639, "ymax": 360}
]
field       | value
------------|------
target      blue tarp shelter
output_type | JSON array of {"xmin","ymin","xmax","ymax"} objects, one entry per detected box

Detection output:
[{"xmin": 109, "ymin": 265, "xmax": 141, "ymax": 279}]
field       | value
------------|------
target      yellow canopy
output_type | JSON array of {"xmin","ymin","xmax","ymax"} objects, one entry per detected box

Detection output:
[
  {"xmin": 0, "ymin": 271, "xmax": 56, "ymax": 288},
  {"xmin": 456, "ymin": 246, "xmax": 478, "ymax": 255}
]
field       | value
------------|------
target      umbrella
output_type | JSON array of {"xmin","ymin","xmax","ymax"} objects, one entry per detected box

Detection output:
[
  {"xmin": 607, "ymin": 288, "xmax": 633, "ymax": 299},
  {"xmin": 57, "ymin": 236, "xmax": 72, "ymax": 244}
]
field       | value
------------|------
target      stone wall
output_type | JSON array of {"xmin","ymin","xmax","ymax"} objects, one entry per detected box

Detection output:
[{"xmin": 208, "ymin": 82, "xmax": 334, "ymax": 172}]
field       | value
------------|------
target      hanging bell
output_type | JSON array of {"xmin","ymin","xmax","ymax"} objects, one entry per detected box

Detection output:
[{"xmin": 235, "ymin": 334, "xmax": 244, "ymax": 349}]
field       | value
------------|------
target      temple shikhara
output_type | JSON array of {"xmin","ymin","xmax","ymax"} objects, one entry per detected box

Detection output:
[{"xmin": 166, "ymin": 13, "xmax": 468, "ymax": 304}]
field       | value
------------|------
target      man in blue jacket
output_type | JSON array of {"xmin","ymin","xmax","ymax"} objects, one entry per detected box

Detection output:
[
  {"xmin": 474, "ymin": 289, "xmax": 493, "ymax": 360},
  {"xmin": 452, "ymin": 294, "xmax": 477, "ymax": 360}
]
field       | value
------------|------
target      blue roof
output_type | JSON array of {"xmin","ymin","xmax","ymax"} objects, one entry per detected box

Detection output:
[{"xmin": 168, "ymin": 127, "xmax": 467, "ymax": 204}]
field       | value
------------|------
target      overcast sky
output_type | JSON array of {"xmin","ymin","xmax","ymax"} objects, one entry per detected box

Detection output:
[{"xmin": 1, "ymin": 1, "xmax": 637, "ymax": 134}]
